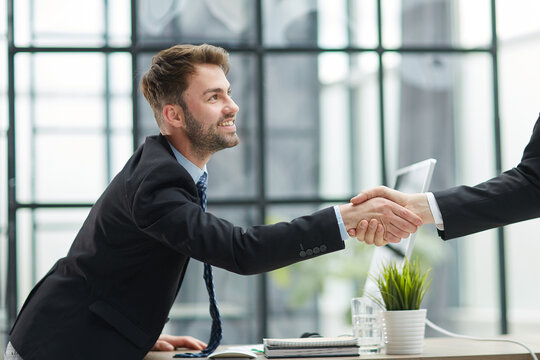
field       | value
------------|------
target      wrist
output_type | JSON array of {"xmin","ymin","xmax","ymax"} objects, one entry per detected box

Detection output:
[
  {"xmin": 338, "ymin": 203, "xmax": 356, "ymax": 230},
  {"xmin": 408, "ymin": 193, "xmax": 434, "ymax": 224}
]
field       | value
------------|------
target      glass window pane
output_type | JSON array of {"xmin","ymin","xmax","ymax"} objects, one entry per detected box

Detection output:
[
  {"xmin": 266, "ymin": 53, "xmax": 379, "ymax": 199},
  {"xmin": 137, "ymin": 0, "xmax": 256, "ymax": 46},
  {"xmin": 349, "ymin": 53, "xmax": 382, "ymax": 190},
  {"xmin": 16, "ymin": 208, "xmax": 91, "ymax": 309},
  {"xmin": 264, "ymin": 0, "xmax": 378, "ymax": 48},
  {"xmin": 382, "ymin": 0, "xmax": 492, "ymax": 48},
  {"xmin": 385, "ymin": 52, "xmax": 500, "ymax": 335},
  {"xmin": 14, "ymin": 0, "xmax": 130, "ymax": 47},
  {"xmin": 497, "ymin": 0, "xmax": 540, "ymax": 42},
  {"xmin": 15, "ymin": 53, "xmax": 132, "ymax": 203},
  {"xmin": 265, "ymin": 54, "xmax": 320, "ymax": 199},
  {"xmin": 107, "ymin": 0, "xmax": 132, "ymax": 46}
]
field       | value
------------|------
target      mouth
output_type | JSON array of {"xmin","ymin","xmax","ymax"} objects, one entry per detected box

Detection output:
[{"xmin": 218, "ymin": 118, "xmax": 236, "ymax": 128}]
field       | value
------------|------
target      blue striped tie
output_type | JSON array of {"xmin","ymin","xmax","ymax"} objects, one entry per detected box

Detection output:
[{"xmin": 175, "ymin": 173, "xmax": 223, "ymax": 357}]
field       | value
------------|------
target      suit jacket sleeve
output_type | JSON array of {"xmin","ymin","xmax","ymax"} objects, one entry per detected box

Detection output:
[
  {"xmin": 129, "ymin": 149, "xmax": 344, "ymax": 275},
  {"xmin": 434, "ymin": 114, "xmax": 540, "ymax": 240}
]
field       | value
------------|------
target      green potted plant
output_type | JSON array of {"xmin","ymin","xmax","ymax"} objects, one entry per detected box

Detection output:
[{"xmin": 371, "ymin": 258, "xmax": 431, "ymax": 355}]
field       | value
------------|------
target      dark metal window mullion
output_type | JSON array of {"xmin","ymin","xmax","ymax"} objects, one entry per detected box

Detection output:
[
  {"xmin": 489, "ymin": 0, "xmax": 508, "ymax": 335},
  {"xmin": 6, "ymin": 0, "xmax": 18, "ymax": 329},
  {"xmin": 130, "ymin": 0, "xmax": 139, "ymax": 150},
  {"xmin": 254, "ymin": 0, "xmax": 268, "ymax": 342},
  {"xmin": 376, "ymin": 0, "xmax": 387, "ymax": 186}
]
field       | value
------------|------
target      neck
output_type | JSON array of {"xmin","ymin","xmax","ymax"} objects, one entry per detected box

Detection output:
[{"xmin": 163, "ymin": 133, "xmax": 210, "ymax": 169}]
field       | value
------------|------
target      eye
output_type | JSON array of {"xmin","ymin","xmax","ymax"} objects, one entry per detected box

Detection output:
[{"xmin": 209, "ymin": 94, "xmax": 218, "ymax": 101}]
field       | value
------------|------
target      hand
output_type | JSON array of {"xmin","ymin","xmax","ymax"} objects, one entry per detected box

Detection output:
[
  {"xmin": 351, "ymin": 186, "xmax": 434, "ymax": 223},
  {"xmin": 348, "ymin": 187, "xmax": 434, "ymax": 243},
  {"xmin": 151, "ymin": 334, "xmax": 207, "ymax": 351},
  {"xmin": 339, "ymin": 196, "xmax": 423, "ymax": 246}
]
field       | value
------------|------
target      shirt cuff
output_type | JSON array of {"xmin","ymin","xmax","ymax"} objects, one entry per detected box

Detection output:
[
  {"xmin": 333, "ymin": 205, "xmax": 349, "ymax": 241},
  {"xmin": 426, "ymin": 192, "xmax": 444, "ymax": 230}
]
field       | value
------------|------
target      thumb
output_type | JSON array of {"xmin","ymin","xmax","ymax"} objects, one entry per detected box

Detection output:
[
  {"xmin": 350, "ymin": 192, "xmax": 368, "ymax": 205},
  {"xmin": 350, "ymin": 186, "xmax": 390, "ymax": 205}
]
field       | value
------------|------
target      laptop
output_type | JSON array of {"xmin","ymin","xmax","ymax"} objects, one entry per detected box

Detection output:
[{"xmin": 362, "ymin": 158, "xmax": 437, "ymax": 301}]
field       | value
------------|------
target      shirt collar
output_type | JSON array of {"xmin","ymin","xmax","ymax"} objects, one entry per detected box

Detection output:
[{"xmin": 167, "ymin": 141, "xmax": 207, "ymax": 185}]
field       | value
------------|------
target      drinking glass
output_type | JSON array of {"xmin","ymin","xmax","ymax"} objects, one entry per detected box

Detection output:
[{"xmin": 351, "ymin": 297, "xmax": 383, "ymax": 353}]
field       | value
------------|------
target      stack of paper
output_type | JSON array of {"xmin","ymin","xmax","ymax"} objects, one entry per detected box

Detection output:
[{"xmin": 263, "ymin": 336, "xmax": 359, "ymax": 358}]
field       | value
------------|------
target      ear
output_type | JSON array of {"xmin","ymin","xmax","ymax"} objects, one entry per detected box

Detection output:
[{"xmin": 162, "ymin": 104, "xmax": 185, "ymax": 128}]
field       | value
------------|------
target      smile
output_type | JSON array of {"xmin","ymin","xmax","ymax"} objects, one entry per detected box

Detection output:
[{"xmin": 218, "ymin": 119, "xmax": 235, "ymax": 127}]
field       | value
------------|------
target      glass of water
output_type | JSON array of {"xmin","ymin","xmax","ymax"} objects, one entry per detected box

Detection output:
[{"xmin": 351, "ymin": 297, "xmax": 383, "ymax": 353}]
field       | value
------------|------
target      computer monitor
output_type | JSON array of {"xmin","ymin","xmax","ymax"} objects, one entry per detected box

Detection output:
[{"xmin": 362, "ymin": 158, "xmax": 436, "ymax": 301}]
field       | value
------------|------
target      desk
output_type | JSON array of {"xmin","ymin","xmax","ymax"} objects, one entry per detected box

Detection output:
[{"xmin": 144, "ymin": 336, "xmax": 540, "ymax": 360}]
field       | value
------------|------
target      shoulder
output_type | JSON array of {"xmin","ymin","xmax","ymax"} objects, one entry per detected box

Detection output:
[{"xmin": 124, "ymin": 135, "xmax": 197, "ymax": 203}]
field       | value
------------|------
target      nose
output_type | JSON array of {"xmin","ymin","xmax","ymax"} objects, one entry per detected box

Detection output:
[{"xmin": 224, "ymin": 95, "xmax": 240, "ymax": 114}]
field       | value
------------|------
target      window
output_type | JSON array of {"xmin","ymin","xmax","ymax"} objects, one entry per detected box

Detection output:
[{"xmin": 3, "ymin": 0, "xmax": 536, "ymax": 348}]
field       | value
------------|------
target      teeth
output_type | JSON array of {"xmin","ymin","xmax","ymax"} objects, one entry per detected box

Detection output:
[{"xmin": 220, "ymin": 120, "xmax": 234, "ymax": 126}]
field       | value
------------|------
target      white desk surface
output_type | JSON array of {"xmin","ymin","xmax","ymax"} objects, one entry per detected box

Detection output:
[{"xmin": 145, "ymin": 335, "xmax": 540, "ymax": 360}]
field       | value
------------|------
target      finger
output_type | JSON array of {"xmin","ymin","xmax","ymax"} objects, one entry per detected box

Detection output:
[
  {"xmin": 388, "ymin": 212, "xmax": 419, "ymax": 235},
  {"xmin": 374, "ymin": 224, "xmax": 387, "ymax": 247},
  {"xmin": 384, "ymin": 232, "xmax": 402, "ymax": 243},
  {"xmin": 350, "ymin": 186, "xmax": 392, "ymax": 205},
  {"xmin": 353, "ymin": 220, "xmax": 369, "ymax": 242},
  {"xmin": 364, "ymin": 219, "xmax": 378, "ymax": 245},
  {"xmin": 384, "ymin": 229, "xmax": 409, "ymax": 243},
  {"xmin": 152, "ymin": 340, "xmax": 175, "ymax": 351},
  {"xmin": 177, "ymin": 337, "xmax": 207, "ymax": 350},
  {"xmin": 159, "ymin": 335, "xmax": 207, "ymax": 350},
  {"xmin": 348, "ymin": 228, "xmax": 356, "ymax": 237},
  {"xmin": 385, "ymin": 222, "xmax": 413, "ymax": 240},
  {"xmin": 350, "ymin": 192, "xmax": 368, "ymax": 205},
  {"xmin": 392, "ymin": 204, "xmax": 423, "ymax": 227}
]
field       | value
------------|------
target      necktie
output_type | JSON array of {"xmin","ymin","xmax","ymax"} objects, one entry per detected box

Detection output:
[{"xmin": 175, "ymin": 173, "xmax": 223, "ymax": 358}]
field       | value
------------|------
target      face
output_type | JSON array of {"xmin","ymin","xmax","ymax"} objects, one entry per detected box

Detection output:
[{"xmin": 181, "ymin": 64, "xmax": 240, "ymax": 156}]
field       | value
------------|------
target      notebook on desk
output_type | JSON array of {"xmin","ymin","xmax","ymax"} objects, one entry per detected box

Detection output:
[{"xmin": 263, "ymin": 337, "xmax": 359, "ymax": 358}]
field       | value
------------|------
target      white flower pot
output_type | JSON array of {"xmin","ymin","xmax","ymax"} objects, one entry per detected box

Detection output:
[{"xmin": 382, "ymin": 309, "xmax": 426, "ymax": 355}]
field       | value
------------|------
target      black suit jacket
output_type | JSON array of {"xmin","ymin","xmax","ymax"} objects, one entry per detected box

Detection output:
[
  {"xmin": 434, "ymin": 114, "xmax": 540, "ymax": 240},
  {"xmin": 9, "ymin": 135, "xmax": 344, "ymax": 359}
]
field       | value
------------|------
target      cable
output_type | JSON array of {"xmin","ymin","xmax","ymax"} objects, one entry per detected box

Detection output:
[{"xmin": 425, "ymin": 318, "xmax": 538, "ymax": 360}]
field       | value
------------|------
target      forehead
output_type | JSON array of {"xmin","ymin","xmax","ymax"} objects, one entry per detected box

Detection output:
[{"xmin": 187, "ymin": 63, "xmax": 230, "ymax": 94}]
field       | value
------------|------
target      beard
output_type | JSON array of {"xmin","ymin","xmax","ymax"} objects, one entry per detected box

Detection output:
[{"xmin": 183, "ymin": 107, "xmax": 240, "ymax": 156}]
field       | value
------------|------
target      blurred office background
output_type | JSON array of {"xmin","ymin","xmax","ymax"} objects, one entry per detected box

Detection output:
[{"xmin": 1, "ymin": 0, "xmax": 540, "ymax": 349}]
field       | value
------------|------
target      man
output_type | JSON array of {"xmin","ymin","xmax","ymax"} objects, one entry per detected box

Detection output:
[
  {"xmin": 350, "ymin": 113, "xmax": 540, "ymax": 241},
  {"xmin": 6, "ymin": 44, "xmax": 422, "ymax": 360}
]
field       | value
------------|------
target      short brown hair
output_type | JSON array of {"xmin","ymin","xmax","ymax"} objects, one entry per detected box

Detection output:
[{"xmin": 140, "ymin": 43, "xmax": 230, "ymax": 127}]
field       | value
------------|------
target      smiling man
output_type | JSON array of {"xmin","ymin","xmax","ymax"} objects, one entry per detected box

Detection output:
[{"xmin": 6, "ymin": 44, "xmax": 422, "ymax": 360}]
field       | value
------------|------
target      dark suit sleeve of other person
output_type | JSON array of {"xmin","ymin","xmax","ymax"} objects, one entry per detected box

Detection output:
[
  {"xmin": 434, "ymin": 114, "xmax": 540, "ymax": 240},
  {"xmin": 8, "ymin": 134, "xmax": 344, "ymax": 360}
]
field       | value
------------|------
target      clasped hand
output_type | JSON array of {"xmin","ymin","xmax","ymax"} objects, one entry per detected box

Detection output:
[{"xmin": 343, "ymin": 186, "xmax": 433, "ymax": 247}]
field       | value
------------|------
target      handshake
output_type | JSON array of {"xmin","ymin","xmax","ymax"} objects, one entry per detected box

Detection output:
[{"xmin": 339, "ymin": 186, "xmax": 436, "ymax": 247}]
